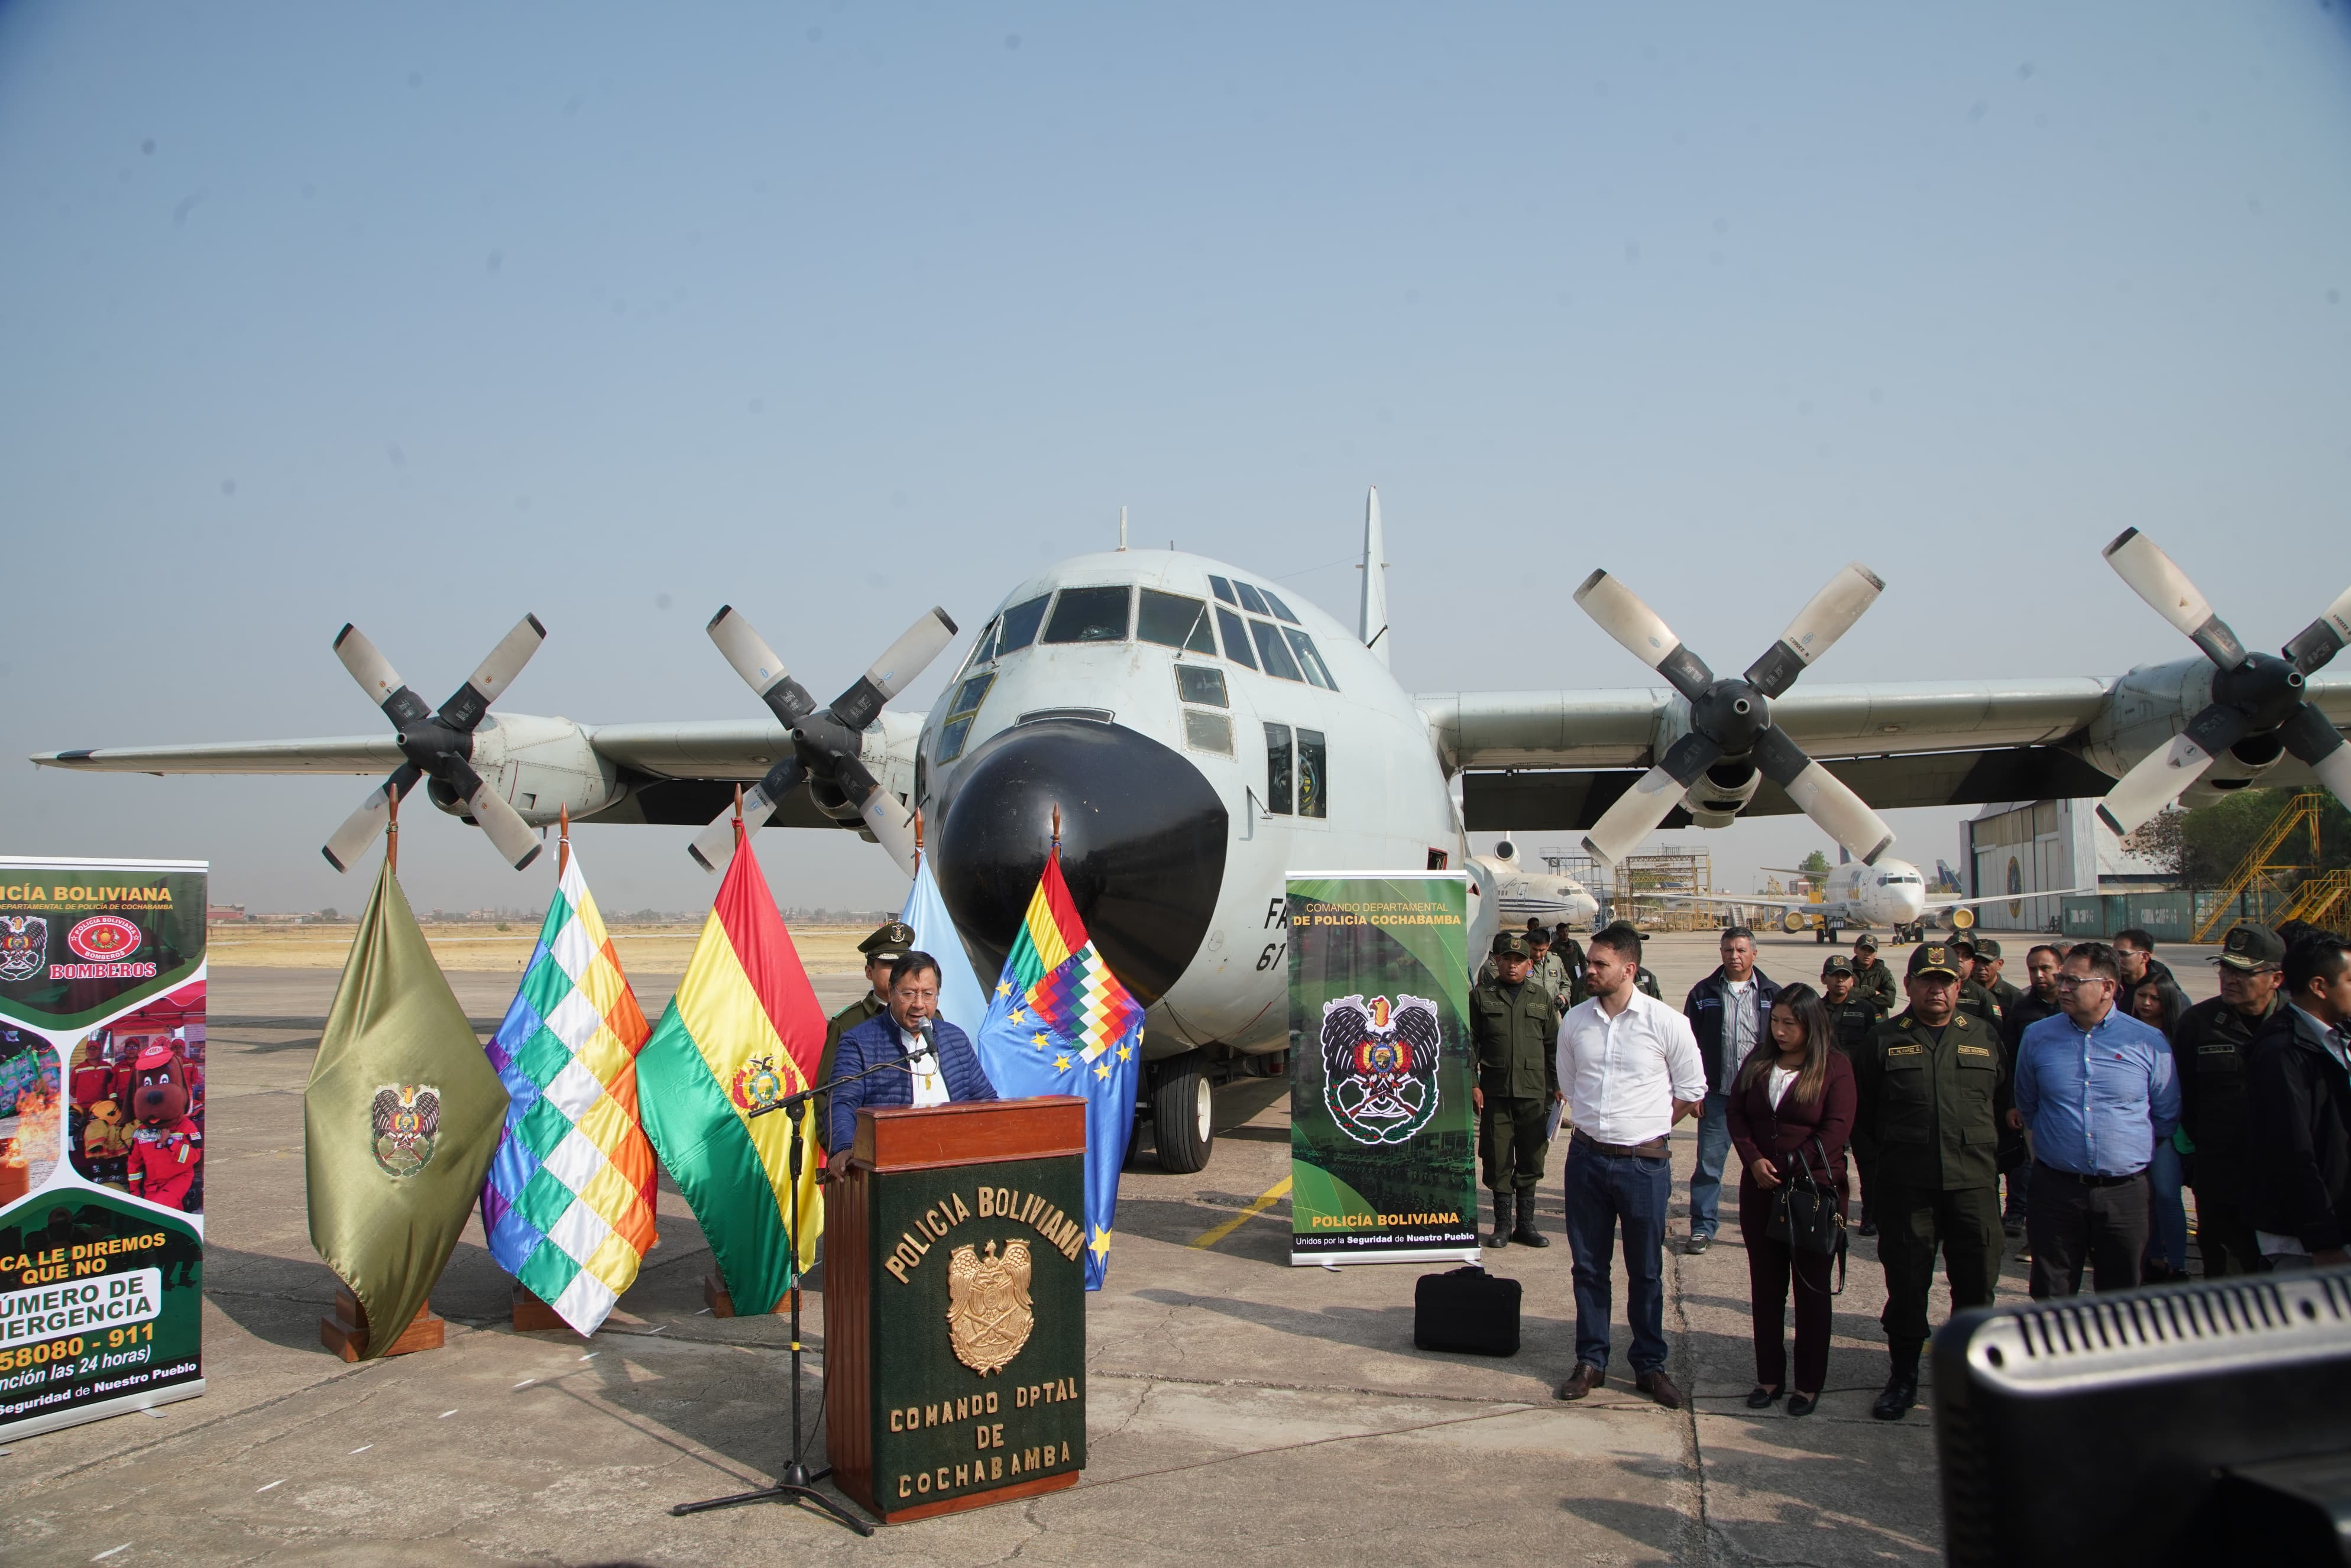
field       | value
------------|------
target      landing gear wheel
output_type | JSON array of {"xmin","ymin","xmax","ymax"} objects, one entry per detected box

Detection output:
[{"xmin": 1152, "ymin": 1052, "xmax": 1215, "ymax": 1174}]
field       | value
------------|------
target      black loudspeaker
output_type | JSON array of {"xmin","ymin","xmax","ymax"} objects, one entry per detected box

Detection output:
[
  {"xmin": 1414, "ymin": 1266, "xmax": 1521, "ymax": 1357},
  {"xmin": 1934, "ymin": 1265, "xmax": 2351, "ymax": 1567}
]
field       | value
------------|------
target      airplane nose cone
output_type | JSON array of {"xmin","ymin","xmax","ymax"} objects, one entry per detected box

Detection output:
[{"xmin": 934, "ymin": 719, "xmax": 1230, "ymax": 1006}]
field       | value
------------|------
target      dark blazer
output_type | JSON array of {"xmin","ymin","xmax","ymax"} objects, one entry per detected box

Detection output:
[
  {"xmin": 1727, "ymin": 1049, "xmax": 1857, "ymax": 1204},
  {"xmin": 1685, "ymin": 967, "xmax": 1782, "ymax": 1094},
  {"xmin": 825, "ymin": 1014, "xmax": 998, "ymax": 1155},
  {"xmin": 2247, "ymin": 1006, "xmax": 2351, "ymax": 1254}
]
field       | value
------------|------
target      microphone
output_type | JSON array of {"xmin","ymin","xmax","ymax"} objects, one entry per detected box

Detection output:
[{"xmin": 913, "ymin": 1019, "xmax": 937, "ymax": 1062}]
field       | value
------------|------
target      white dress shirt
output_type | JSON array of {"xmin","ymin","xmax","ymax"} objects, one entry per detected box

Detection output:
[
  {"xmin": 1557, "ymin": 990, "xmax": 1709, "ymax": 1146},
  {"xmin": 904, "ymin": 1025, "xmax": 950, "ymax": 1108}
]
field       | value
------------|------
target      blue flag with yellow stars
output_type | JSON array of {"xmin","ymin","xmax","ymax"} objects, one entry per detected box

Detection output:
[{"xmin": 972, "ymin": 845, "xmax": 1144, "ymax": 1290}]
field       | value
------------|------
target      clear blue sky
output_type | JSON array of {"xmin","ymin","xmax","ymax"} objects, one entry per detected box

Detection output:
[{"xmin": 5, "ymin": 4, "xmax": 2349, "ymax": 914}]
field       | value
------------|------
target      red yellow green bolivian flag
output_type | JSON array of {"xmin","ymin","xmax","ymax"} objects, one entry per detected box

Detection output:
[{"xmin": 636, "ymin": 832, "xmax": 825, "ymax": 1314}]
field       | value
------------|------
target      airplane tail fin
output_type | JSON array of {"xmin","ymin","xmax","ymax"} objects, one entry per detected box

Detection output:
[{"xmin": 1358, "ymin": 486, "xmax": 1390, "ymax": 666}]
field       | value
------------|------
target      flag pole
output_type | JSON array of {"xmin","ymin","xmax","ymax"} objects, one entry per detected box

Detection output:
[
  {"xmin": 733, "ymin": 784, "xmax": 746, "ymax": 850},
  {"xmin": 558, "ymin": 804, "xmax": 570, "ymax": 877},
  {"xmin": 1051, "ymin": 804, "xmax": 1060, "ymax": 851},
  {"xmin": 386, "ymin": 779, "xmax": 400, "ymax": 874}
]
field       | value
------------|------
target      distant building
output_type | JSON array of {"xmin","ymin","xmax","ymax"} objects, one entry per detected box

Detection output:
[
  {"xmin": 1959, "ymin": 799, "xmax": 2168, "ymax": 933},
  {"xmin": 207, "ymin": 904, "xmax": 247, "ymax": 923}
]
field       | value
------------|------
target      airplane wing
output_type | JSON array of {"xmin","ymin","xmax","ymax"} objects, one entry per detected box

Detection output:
[{"xmin": 1923, "ymin": 886, "xmax": 2097, "ymax": 912}]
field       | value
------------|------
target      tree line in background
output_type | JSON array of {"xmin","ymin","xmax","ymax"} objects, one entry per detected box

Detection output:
[{"xmin": 2125, "ymin": 789, "xmax": 2351, "ymax": 892}]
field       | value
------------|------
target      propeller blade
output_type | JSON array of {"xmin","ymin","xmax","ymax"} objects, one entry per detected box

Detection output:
[
  {"xmin": 1751, "ymin": 729, "xmax": 1895, "ymax": 865},
  {"xmin": 333, "ymin": 624, "xmax": 432, "ymax": 727},
  {"xmin": 2093, "ymin": 729, "xmax": 2220, "ymax": 837},
  {"xmin": 829, "ymin": 607, "xmax": 961, "ymax": 732},
  {"xmin": 449, "ymin": 767, "xmax": 542, "ymax": 870},
  {"xmin": 832, "ymin": 754, "xmax": 919, "ymax": 878},
  {"xmin": 438, "ymin": 613, "xmax": 546, "ymax": 731},
  {"xmin": 2102, "ymin": 529, "xmax": 2248, "ymax": 670},
  {"xmin": 2283, "ymin": 582, "xmax": 2351, "ymax": 677},
  {"xmin": 1743, "ymin": 563, "xmax": 1885, "ymax": 699},
  {"xmin": 1572, "ymin": 571, "xmax": 1713, "ymax": 701},
  {"xmin": 320, "ymin": 763, "xmax": 423, "ymax": 872},
  {"xmin": 2279, "ymin": 705, "xmax": 2351, "ymax": 812},
  {"xmin": 685, "ymin": 758, "xmax": 807, "ymax": 872},
  {"xmin": 1581, "ymin": 765, "xmax": 1687, "ymax": 869},
  {"xmin": 707, "ymin": 606, "xmax": 818, "ymax": 728}
]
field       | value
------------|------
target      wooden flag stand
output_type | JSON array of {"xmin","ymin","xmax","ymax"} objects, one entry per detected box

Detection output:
[{"xmin": 322, "ymin": 1284, "xmax": 446, "ymax": 1362}]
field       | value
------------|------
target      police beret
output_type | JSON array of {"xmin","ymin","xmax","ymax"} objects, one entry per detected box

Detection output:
[
  {"xmin": 1972, "ymin": 937, "xmax": 2002, "ymax": 958},
  {"xmin": 859, "ymin": 921, "xmax": 917, "ymax": 960},
  {"xmin": 2218, "ymin": 923, "xmax": 2287, "ymax": 971},
  {"xmin": 1821, "ymin": 956, "xmax": 1855, "ymax": 976},
  {"xmin": 1492, "ymin": 932, "xmax": 1530, "ymax": 958},
  {"xmin": 1907, "ymin": 943, "xmax": 1961, "ymax": 980}
]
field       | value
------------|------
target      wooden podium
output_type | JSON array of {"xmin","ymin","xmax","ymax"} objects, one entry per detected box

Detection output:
[{"xmin": 825, "ymin": 1097, "xmax": 1089, "ymax": 1523}]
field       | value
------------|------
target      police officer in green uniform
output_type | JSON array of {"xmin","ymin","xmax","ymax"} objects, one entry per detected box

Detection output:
[
  {"xmin": 1851, "ymin": 932, "xmax": 1899, "ymax": 1016},
  {"xmin": 1971, "ymin": 938, "xmax": 2023, "ymax": 1018},
  {"xmin": 817, "ymin": 920, "xmax": 914, "ymax": 1138},
  {"xmin": 1852, "ymin": 942, "xmax": 2010, "ymax": 1421},
  {"xmin": 1948, "ymin": 938, "xmax": 2006, "ymax": 1032},
  {"xmin": 1822, "ymin": 955, "xmax": 1885, "ymax": 1234},
  {"xmin": 1552, "ymin": 922, "xmax": 1586, "ymax": 989},
  {"xmin": 1471, "ymin": 932, "xmax": 1561, "ymax": 1249},
  {"xmin": 2173, "ymin": 922, "xmax": 2289, "ymax": 1277}
]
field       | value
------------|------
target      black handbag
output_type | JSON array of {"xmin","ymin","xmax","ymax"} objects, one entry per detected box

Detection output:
[{"xmin": 1766, "ymin": 1135, "xmax": 1846, "ymax": 1261}]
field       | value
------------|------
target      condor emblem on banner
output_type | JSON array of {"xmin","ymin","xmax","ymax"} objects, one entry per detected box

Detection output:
[
  {"xmin": 0, "ymin": 915, "xmax": 46, "ymax": 983},
  {"xmin": 945, "ymin": 1239, "xmax": 1034, "ymax": 1375},
  {"xmin": 1319, "ymin": 993, "xmax": 1443, "ymax": 1146},
  {"xmin": 370, "ymin": 1083, "xmax": 442, "ymax": 1177}
]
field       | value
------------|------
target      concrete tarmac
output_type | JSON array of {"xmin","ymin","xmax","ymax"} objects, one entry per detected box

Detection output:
[{"xmin": 2, "ymin": 931, "xmax": 2217, "ymax": 1567}]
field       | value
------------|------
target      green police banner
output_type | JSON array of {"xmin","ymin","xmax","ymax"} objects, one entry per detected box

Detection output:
[
  {"xmin": 1287, "ymin": 873, "xmax": 1478, "ymax": 1265},
  {"xmin": 1, "ymin": 857, "xmax": 208, "ymax": 1440}
]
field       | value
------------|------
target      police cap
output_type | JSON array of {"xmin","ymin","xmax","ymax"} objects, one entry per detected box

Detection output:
[
  {"xmin": 1491, "ymin": 932, "xmax": 1531, "ymax": 959},
  {"xmin": 1972, "ymin": 937, "xmax": 2003, "ymax": 959},
  {"xmin": 1821, "ymin": 955, "xmax": 1855, "ymax": 977},
  {"xmin": 1907, "ymin": 942, "xmax": 1962, "ymax": 980},
  {"xmin": 859, "ymin": 921, "xmax": 917, "ymax": 963},
  {"xmin": 1853, "ymin": 932, "xmax": 1879, "ymax": 951},
  {"xmin": 2217, "ymin": 923, "xmax": 2288, "ymax": 972}
]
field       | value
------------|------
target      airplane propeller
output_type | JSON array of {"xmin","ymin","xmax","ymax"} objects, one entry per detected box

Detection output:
[
  {"xmin": 2093, "ymin": 529, "xmax": 2351, "ymax": 835},
  {"xmin": 688, "ymin": 604, "xmax": 959, "ymax": 876},
  {"xmin": 320, "ymin": 615, "xmax": 548, "ymax": 872},
  {"xmin": 1572, "ymin": 563, "xmax": 1896, "ymax": 870}
]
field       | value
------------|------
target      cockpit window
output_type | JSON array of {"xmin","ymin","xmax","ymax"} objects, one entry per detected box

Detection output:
[
  {"xmin": 1042, "ymin": 585, "xmax": 1131, "ymax": 644},
  {"xmin": 1250, "ymin": 619, "xmax": 1306, "ymax": 682},
  {"xmin": 1215, "ymin": 606, "xmax": 1257, "ymax": 669},
  {"xmin": 936, "ymin": 671, "xmax": 996, "ymax": 764},
  {"xmin": 1174, "ymin": 665, "xmax": 1228, "ymax": 707},
  {"xmin": 1233, "ymin": 581, "xmax": 1272, "ymax": 617},
  {"xmin": 1207, "ymin": 575, "xmax": 1238, "ymax": 607},
  {"xmin": 1284, "ymin": 627, "xmax": 1336, "ymax": 690},
  {"xmin": 969, "ymin": 619, "xmax": 1000, "ymax": 666},
  {"xmin": 1261, "ymin": 588, "xmax": 1301, "ymax": 624},
  {"xmin": 1137, "ymin": 589, "xmax": 1216, "ymax": 653},
  {"xmin": 998, "ymin": 594, "xmax": 1051, "ymax": 654}
]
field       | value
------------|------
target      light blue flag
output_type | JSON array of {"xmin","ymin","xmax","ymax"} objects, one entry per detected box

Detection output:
[{"xmin": 903, "ymin": 854, "xmax": 989, "ymax": 1046}]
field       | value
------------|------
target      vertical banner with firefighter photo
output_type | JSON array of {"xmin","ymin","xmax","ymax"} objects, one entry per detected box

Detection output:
[
  {"xmin": 0, "ymin": 857, "xmax": 208, "ymax": 1440},
  {"xmin": 1286, "ymin": 873, "xmax": 1477, "ymax": 1265}
]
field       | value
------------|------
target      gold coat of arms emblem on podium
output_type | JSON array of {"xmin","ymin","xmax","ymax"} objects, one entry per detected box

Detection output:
[{"xmin": 945, "ymin": 1239, "xmax": 1034, "ymax": 1375}]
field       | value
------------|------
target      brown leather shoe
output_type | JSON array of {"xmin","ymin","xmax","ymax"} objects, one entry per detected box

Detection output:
[
  {"xmin": 1556, "ymin": 1363, "xmax": 1604, "ymax": 1401},
  {"xmin": 1636, "ymin": 1369, "xmax": 1683, "ymax": 1410}
]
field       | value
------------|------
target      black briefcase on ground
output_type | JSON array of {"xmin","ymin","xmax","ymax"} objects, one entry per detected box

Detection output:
[{"xmin": 1414, "ymin": 1265, "xmax": 1521, "ymax": 1357}]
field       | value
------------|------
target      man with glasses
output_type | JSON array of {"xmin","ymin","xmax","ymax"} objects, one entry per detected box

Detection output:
[
  {"xmin": 2011, "ymin": 942, "xmax": 2180, "ymax": 1298},
  {"xmin": 2172, "ymin": 924, "xmax": 2288, "ymax": 1275}
]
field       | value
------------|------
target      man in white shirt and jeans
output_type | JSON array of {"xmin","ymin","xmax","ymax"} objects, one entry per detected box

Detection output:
[{"xmin": 1554, "ymin": 922, "xmax": 1708, "ymax": 1408}]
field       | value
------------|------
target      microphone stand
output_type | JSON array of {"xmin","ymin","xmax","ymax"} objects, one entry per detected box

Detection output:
[{"xmin": 668, "ymin": 1031, "xmax": 940, "ymax": 1534}]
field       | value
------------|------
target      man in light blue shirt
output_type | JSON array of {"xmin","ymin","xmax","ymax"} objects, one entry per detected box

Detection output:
[{"xmin": 2013, "ymin": 942, "xmax": 2180, "ymax": 1298}]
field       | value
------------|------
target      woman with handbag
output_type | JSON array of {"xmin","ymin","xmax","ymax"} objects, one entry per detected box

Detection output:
[{"xmin": 1726, "ymin": 981, "xmax": 1856, "ymax": 1417}]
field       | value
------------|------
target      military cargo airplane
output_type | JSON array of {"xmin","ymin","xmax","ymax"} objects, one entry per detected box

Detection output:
[{"xmin": 32, "ymin": 511, "xmax": 2351, "ymax": 1172}]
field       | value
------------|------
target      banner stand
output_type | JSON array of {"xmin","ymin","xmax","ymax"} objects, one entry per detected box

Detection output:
[{"xmin": 1285, "ymin": 872, "xmax": 1479, "ymax": 1268}]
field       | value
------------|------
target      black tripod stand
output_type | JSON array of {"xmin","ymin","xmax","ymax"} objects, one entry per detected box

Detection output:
[{"xmin": 668, "ymin": 1038, "xmax": 935, "ymax": 1534}]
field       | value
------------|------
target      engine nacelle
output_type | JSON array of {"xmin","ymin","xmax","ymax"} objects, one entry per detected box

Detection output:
[
  {"xmin": 430, "ymin": 712, "xmax": 626, "ymax": 825},
  {"xmin": 1939, "ymin": 905, "xmax": 1978, "ymax": 932},
  {"xmin": 1781, "ymin": 908, "xmax": 1813, "ymax": 935},
  {"xmin": 1682, "ymin": 760, "xmax": 1762, "ymax": 830}
]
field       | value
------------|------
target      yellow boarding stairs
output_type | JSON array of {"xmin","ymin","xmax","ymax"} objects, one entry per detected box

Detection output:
[{"xmin": 2190, "ymin": 791, "xmax": 2328, "ymax": 942}]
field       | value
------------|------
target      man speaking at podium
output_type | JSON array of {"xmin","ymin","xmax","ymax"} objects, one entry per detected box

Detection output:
[{"xmin": 827, "ymin": 951, "xmax": 999, "ymax": 1156}]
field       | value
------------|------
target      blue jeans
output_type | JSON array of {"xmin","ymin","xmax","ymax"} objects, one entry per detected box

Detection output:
[
  {"xmin": 1688, "ymin": 1091, "xmax": 1732, "ymax": 1238},
  {"xmin": 2146, "ymin": 1139, "xmax": 2187, "ymax": 1274},
  {"xmin": 1563, "ymin": 1140, "xmax": 1672, "ymax": 1375}
]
